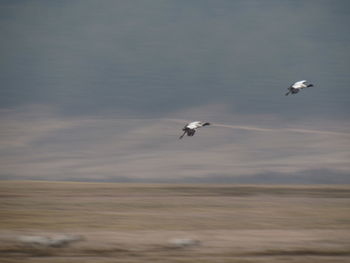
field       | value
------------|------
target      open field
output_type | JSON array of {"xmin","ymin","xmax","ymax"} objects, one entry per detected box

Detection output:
[{"xmin": 1, "ymin": 181, "xmax": 350, "ymax": 262}]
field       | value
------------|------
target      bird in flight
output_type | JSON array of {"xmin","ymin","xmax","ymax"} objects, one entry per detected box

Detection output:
[
  {"xmin": 179, "ymin": 121, "xmax": 211, "ymax": 139},
  {"xmin": 285, "ymin": 80, "xmax": 314, "ymax": 96}
]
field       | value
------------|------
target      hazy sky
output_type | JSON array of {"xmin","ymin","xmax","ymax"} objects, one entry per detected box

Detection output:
[{"xmin": 1, "ymin": 1, "xmax": 349, "ymax": 183}]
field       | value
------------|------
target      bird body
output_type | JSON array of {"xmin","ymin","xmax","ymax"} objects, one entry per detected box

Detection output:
[
  {"xmin": 285, "ymin": 80, "xmax": 314, "ymax": 96},
  {"xmin": 179, "ymin": 121, "xmax": 210, "ymax": 139}
]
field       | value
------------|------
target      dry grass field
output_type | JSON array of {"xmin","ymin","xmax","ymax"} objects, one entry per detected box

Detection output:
[{"xmin": 0, "ymin": 181, "xmax": 350, "ymax": 262}]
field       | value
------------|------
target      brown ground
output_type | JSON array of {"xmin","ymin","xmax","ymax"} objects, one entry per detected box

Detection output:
[{"xmin": 0, "ymin": 181, "xmax": 350, "ymax": 262}]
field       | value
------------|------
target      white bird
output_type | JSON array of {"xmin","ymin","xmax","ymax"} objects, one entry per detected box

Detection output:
[
  {"xmin": 179, "ymin": 121, "xmax": 211, "ymax": 139},
  {"xmin": 285, "ymin": 80, "xmax": 314, "ymax": 96}
]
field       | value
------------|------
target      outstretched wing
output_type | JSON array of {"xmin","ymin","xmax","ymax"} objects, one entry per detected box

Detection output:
[
  {"xmin": 294, "ymin": 80, "xmax": 307, "ymax": 86},
  {"xmin": 187, "ymin": 121, "xmax": 201, "ymax": 129}
]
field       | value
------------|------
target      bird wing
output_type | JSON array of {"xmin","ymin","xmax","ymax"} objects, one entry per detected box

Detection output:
[
  {"xmin": 292, "ymin": 80, "xmax": 307, "ymax": 89},
  {"xmin": 295, "ymin": 80, "xmax": 307, "ymax": 84},
  {"xmin": 183, "ymin": 123, "xmax": 190, "ymax": 129},
  {"xmin": 187, "ymin": 121, "xmax": 201, "ymax": 129},
  {"xmin": 294, "ymin": 80, "xmax": 307, "ymax": 86}
]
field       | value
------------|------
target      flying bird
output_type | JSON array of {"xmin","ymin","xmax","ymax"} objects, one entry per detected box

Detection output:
[
  {"xmin": 285, "ymin": 80, "xmax": 314, "ymax": 96},
  {"xmin": 179, "ymin": 121, "xmax": 211, "ymax": 139}
]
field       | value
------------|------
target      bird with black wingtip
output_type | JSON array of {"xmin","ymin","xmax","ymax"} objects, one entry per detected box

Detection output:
[
  {"xmin": 285, "ymin": 80, "xmax": 314, "ymax": 96},
  {"xmin": 179, "ymin": 121, "xmax": 211, "ymax": 139}
]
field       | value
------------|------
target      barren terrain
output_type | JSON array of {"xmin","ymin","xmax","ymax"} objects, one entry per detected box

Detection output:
[{"xmin": 1, "ymin": 181, "xmax": 350, "ymax": 262}]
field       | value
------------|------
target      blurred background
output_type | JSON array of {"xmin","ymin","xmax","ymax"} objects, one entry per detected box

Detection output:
[
  {"xmin": 1, "ymin": 2, "xmax": 350, "ymax": 262},
  {"xmin": 1, "ymin": 0, "xmax": 349, "ymax": 182}
]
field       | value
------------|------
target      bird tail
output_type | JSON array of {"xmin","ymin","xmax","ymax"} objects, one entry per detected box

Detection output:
[{"xmin": 285, "ymin": 92, "xmax": 290, "ymax": 96}]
